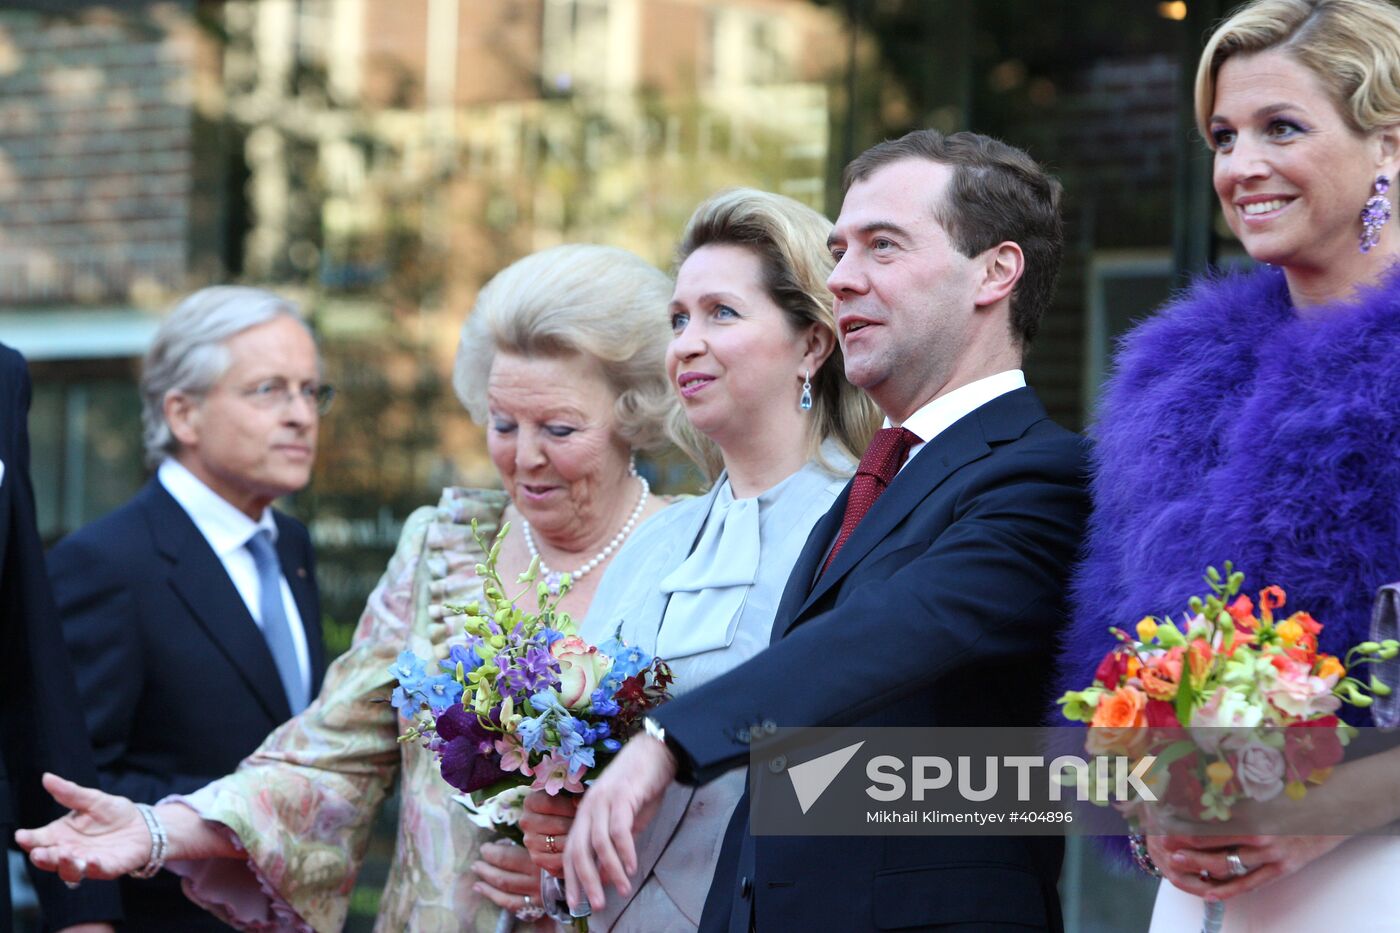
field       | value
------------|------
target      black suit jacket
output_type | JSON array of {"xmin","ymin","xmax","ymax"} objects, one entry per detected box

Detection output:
[
  {"xmin": 0, "ymin": 343, "xmax": 122, "ymax": 931},
  {"xmin": 652, "ymin": 388, "xmax": 1089, "ymax": 932},
  {"xmin": 48, "ymin": 475, "xmax": 326, "ymax": 932}
]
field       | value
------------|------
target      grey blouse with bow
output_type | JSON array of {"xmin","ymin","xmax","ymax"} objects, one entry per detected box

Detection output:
[{"xmin": 578, "ymin": 448, "xmax": 852, "ymax": 931}]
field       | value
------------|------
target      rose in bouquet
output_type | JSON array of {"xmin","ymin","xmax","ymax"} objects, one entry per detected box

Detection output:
[{"xmin": 390, "ymin": 519, "xmax": 674, "ymax": 928}]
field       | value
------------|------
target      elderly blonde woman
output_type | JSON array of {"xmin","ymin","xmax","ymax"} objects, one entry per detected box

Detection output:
[
  {"xmin": 18, "ymin": 245, "xmax": 677, "ymax": 932},
  {"xmin": 517, "ymin": 189, "xmax": 879, "ymax": 931},
  {"xmin": 1055, "ymin": 1, "xmax": 1400, "ymax": 930}
]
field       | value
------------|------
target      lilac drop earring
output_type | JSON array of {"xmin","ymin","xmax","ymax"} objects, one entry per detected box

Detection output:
[{"xmin": 1360, "ymin": 174, "xmax": 1392, "ymax": 253}]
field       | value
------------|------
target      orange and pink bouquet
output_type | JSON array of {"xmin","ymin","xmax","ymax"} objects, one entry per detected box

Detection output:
[{"xmin": 1058, "ymin": 564, "xmax": 1397, "ymax": 821}]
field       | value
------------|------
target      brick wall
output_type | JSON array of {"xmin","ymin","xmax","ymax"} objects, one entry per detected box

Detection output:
[{"xmin": 0, "ymin": 2, "xmax": 194, "ymax": 307}]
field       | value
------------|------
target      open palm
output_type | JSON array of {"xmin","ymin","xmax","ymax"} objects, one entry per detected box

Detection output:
[{"xmin": 15, "ymin": 773, "xmax": 149, "ymax": 882}]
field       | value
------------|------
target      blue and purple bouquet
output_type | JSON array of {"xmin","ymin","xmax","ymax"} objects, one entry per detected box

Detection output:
[{"xmin": 391, "ymin": 519, "xmax": 674, "ymax": 812}]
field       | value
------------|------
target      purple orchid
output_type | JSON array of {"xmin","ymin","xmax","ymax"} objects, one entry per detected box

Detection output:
[{"xmin": 436, "ymin": 704, "xmax": 507, "ymax": 794}]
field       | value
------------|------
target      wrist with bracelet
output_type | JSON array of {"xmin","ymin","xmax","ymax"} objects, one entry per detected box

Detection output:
[
  {"xmin": 1128, "ymin": 832, "xmax": 1162, "ymax": 878},
  {"xmin": 129, "ymin": 803, "xmax": 168, "ymax": 879}
]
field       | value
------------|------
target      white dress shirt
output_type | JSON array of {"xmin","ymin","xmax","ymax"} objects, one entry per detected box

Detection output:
[
  {"xmin": 894, "ymin": 369, "xmax": 1027, "ymax": 471},
  {"xmin": 158, "ymin": 458, "xmax": 312, "ymax": 689}
]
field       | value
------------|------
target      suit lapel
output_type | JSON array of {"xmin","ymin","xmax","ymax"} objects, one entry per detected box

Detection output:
[
  {"xmin": 274, "ymin": 515, "xmax": 325, "ymax": 686},
  {"xmin": 141, "ymin": 481, "xmax": 292, "ymax": 722},
  {"xmin": 785, "ymin": 387, "xmax": 1048, "ymax": 633}
]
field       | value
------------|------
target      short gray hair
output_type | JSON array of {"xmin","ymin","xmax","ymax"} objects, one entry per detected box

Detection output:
[
  {"xmin": 140, "ymin": 286, "xmax": 310, "ymax": 466},
  {"xmin": 454, "ymin": 245, "xmax": 676, "ymax": 451}
]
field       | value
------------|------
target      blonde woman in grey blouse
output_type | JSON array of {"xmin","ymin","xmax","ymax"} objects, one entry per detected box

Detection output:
[{"xmin": 519, "ymin": 188, "xmax": 879, "ymax": 931}]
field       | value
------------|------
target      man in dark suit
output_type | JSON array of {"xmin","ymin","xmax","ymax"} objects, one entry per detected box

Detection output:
[
  {"xmin": 46, "ymin": 288, "xmax": 330, "ymax": 932},
  {"xmin": 563, "ymin": 130, "xmax": 1088, "ymax": 931},
  {"xmin": 1, "ymin": 342, "xmax": 121, "ymax": 933}
]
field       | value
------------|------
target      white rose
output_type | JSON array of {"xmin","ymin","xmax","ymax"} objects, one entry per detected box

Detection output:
[{"xmin": 1236, "ymin": 740, "xmax": 1286, "ymax": 802}]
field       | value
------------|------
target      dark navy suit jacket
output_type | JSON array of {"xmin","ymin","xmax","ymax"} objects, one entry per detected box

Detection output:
[
  {"xmin": 0, "ymin": 343, "xmax": 121, "ymax": 931},
  {"xmin": 652, "ymin": 388, "xmax": 1089, "ymax": 932},
  {"xmin": 48, "ymin": 475, "xmax": 326, "ymax": 932}
]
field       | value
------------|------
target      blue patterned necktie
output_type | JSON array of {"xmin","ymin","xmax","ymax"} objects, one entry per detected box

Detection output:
[{"xmin": 245, "ymin": 530, "xmax": 308, "ymax": 715}]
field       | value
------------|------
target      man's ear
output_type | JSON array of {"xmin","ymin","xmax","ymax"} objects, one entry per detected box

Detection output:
[
  {"xmin": 973, "ymin": 241, "xmax": 1024, "ymax": 309},
  {"xmin": 164, "ymin": 390, "xmax": 202, "ymax": 448}
]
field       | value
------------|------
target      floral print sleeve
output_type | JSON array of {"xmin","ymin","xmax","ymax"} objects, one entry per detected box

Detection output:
[{"xmin": 167, "ymin": 489, "xmax": 528, "ymax": 933}]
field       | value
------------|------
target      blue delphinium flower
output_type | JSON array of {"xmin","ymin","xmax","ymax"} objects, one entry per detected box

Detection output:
[
  {"xmin": 421, "ymin": 672, "xmax": 464, "ymax": 715},
  {"xmin": 517, "ymin": 714, "xmax": 548, "ymax": 753},
  {"xmin": 389, "ymin": 651, "xmax": 430, "ymax": 714},
  {"xmin": 567, "ymin": 744, "xmax": 596, "ymax": 774},
  {"xmin": 441, "ymin": 642, "xmax": 483, "ymax": 675},
  {"xmin": 391, "ymin": 650, "xmax": 428, "ymax": 687},
  {"xmin": 597, "ymin": 638, "xmax": 650, "ymax": 679},
  {"xmin": 596, "ymin": 638, "xmax": 653, "ymax": 696},
  {"xmin": 530, "ymin": 690, "xmax": 568, "ymax": 717},
  {"xmin": 590, "ymin": 687, "xmax": 620, "ymax": 717},
  {"xmin": 555, "ymin": 715, "xmax": 581, "ymax": 751},
  {"xmin": 389, "ymin": 685, "xmax": 417, "ymax": 716},
  {"xmin": 602, "ymin": 738, "xmax": 622, "ymax": 752}
]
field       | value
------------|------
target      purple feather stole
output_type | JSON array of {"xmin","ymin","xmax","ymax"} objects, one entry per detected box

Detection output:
[{"xmin": 1057, "ymin": 263, "xmax": 1400, "ymax": 730}]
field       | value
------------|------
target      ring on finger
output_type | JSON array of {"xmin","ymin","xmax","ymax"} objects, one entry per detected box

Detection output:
[
  {"xmin": 545, "ymin": 834, "xmax": 558, "ymax": 854},
  {"xmin": 514, "ymin": 893, "xmax": 545, "ymax": 922},
  {"xmin": 1226, "ymin": 850, "xmax": 1249, "ymax": 878},
  {"xmin": 63, "ymin": 879, "xmax": 81, "ymax": 890},
  {"xmin": 1198, "ymin": 869, "xmax": 1213, "ymax": 882}
]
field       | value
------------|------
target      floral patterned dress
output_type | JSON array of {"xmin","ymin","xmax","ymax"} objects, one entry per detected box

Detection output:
[{"xmin": 168, "ymin": 488, "xmax": 555, "ymax": 932}]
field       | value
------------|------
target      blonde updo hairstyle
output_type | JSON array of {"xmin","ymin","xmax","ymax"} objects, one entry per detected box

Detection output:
[
  {"xmin": 1195, "ymin": 0, "xmax": 1400, "ymax": 141},
  {"xmin": 454, "ymin": 245, "xmax": 677, "ymax": 453},
  {"xmin": 671, "ymin": 188, "xmax": 880, "ymax": 479}
]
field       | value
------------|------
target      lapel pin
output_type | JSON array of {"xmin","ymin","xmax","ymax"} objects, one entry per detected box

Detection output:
[{"xmin": 297, "ymin": 567, "xmax": 307, "ymax": 578}]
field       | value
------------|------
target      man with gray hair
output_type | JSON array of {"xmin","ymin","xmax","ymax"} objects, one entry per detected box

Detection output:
[{"xmin": 47, "ymin": 287, "xmax": 329, "ymax": 932}]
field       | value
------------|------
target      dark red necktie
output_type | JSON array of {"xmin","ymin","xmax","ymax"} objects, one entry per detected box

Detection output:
[{"xmin": 821, "ymin": 427, "xmax": 921, "ymax": 575}]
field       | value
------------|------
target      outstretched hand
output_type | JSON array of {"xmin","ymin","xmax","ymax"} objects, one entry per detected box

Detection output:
[
  {"xmin": 15, "ymin": 773, "xmax": 150, "ymax": 883},
  {"xmin": 562, "ymin": 735, "xmax": 676, "ymax": 914}
]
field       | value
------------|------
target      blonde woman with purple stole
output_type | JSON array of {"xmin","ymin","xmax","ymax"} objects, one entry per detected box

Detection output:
[
  {"xmin": 1056, "ymin": 1, "xmax": 1400, "ymax": 929},
  {"xmin": 517, "ymin": 189, "xmax": 879, "ymax": 931}
]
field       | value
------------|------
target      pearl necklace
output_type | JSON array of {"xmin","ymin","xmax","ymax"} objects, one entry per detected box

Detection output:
[{"xmin": 522, "ymin": 474, "xmax": 650, "ymax": 595}]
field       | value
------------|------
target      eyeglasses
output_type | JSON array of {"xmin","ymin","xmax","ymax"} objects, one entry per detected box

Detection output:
[{"xmin": 238, "ymin": 378, "xmax": 336, "ymax": 415}]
